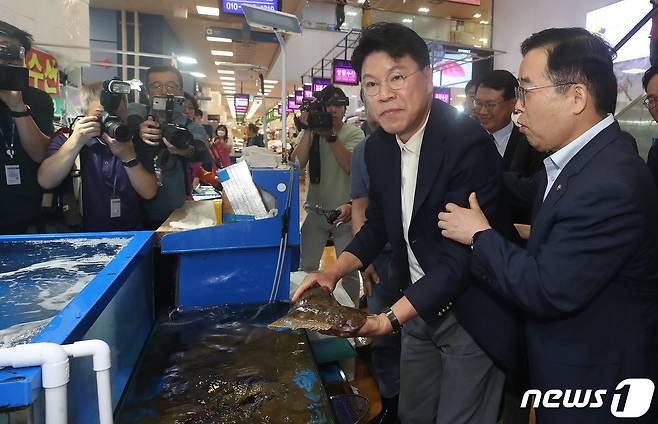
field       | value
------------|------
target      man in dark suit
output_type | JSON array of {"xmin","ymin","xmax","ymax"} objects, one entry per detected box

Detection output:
[
  {"xmin": 439, "ymin": 27, "xmax": 658, "ymax": 424},
  {"xmin": 476, "ymin": 69, "xmax": 544, "ymax": 224},
  {"xmin": 293, "ymin": 23, "xmax": 523, "ymax": 423}
]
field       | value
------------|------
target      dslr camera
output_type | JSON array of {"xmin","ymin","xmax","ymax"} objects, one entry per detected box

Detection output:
[
  {"xmin": 299, "ymin": 86, "xmax": 349, "ymax": 132},
  {"xmin": 98, "ymin": 79, "xmax": 131, "ymax": 142},
  {"xmin": 150, "ymin": 95, "xmax": 192, "ymax": 150},
  {"xmin": 0, "ymin": 43, "xmax": 28, "ymax": 92}
]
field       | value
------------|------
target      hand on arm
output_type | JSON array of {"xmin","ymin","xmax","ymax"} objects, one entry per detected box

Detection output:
[{"xmin": 437, "ymin": 192, "xmax": 493, "ymax": 245}]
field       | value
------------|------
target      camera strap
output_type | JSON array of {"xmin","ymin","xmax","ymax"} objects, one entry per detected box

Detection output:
[
  {"xmin": 309, "ymin": 132, "xmax": 321, "ymax": 185},
  {"xmin": 0, "ymin": 119, "xmax": 16, "ymax": 160}
]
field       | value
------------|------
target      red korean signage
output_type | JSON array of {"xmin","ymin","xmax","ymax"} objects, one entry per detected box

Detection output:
[{"xmin": 25, "ymin": 49, "xmax": 59, "ymax": 96}]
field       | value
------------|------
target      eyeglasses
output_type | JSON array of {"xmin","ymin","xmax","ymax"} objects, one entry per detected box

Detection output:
[
  {"xmin": 362, "ymin": 69, "xmax": 422, "ymax": 97},
  {"xmin": 644, "ymin": 96, "xmax": 657, "ymax": 110},
  {"xmin": 147, "ymin": 81, "xmax": 181, "ymax": 92},
  {"xmin": 515, "ymin": 82, "xmax": 577, "ymax": 107},
  {"xmin": 473, "ymin": 99, "xmax": 505, "ymax": 110}
]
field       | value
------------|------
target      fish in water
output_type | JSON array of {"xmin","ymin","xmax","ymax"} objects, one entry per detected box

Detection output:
[{"xmin": 269, "ymin": 286, "xmax": 368, "ymax": 332}]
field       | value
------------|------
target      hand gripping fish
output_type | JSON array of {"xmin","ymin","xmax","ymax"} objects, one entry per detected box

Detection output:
[{"xmin": 269, "ymin": 286, "xmax": 368, "ymax": 332}]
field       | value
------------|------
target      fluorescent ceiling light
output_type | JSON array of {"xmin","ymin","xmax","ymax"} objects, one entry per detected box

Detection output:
[
  {"xmin": 176, "ymin": 55, "xmax": 197, "ymax": 64},
  {"xmin": 220, "ymin": 76, "xmax": 236, "ymax": 81},
  {"xmin": 403, "ymin": 18, "xmax": 413, "ymax": 23},
  {"xmin": 357, "ymin": 0, "xmax": 365, "ymax": 3},
  {"xmin": 473, "ymin": 13, "xmax": 482, "ymax": 18},
  {"xmin": 264, "ymin": 85, "xmax": 275, "ymax": 89},
  {"xmin": 197, "ymin": 6, "xmax": 219, "ymax": 16},
  {"xmin": 418, "ymin": 7, "xmax": 430, "ymax": 13},
  {"xmin": 222, "ymin": 82, "xmax": 236, "ymax": 87},
  {"xmin": 189, "ymin": 72, "xmax": 207, "ymax": 78},
  {"xmin": 479, "ymin": 38, "xmax": 488, "ymax": 44},
  {"xmin": 207, "ymin": 36, "xmax": 232, "ymax": 43},
  {"xmin": 217, "ymin": 69, "xmax": 235, "ymax": 75},
  {"xmin": 480, "ymin": 20, "xmax": 489, "ymax": 25},
  {"xmin": 212, "ymin": 50, "xmax": 234, "ymax": 57},
  {"xmin": 622, "ymin": 68, "xmax": 648, "ymax": 74},
  {"xmin": 264, "ymin": 80, "xmax": 278, "ymax": 84}
]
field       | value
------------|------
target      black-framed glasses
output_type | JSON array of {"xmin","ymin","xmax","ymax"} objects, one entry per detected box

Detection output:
[
  {"xmin": 362, "ymin": 69, "xmax": 422, "ymax": 97},
  {"xmin": 515, "ymin": 82, "xmax": 577, "ymax": 107},
  {"xmin": 147, "ymin": 81, "xmax": 181, "ymax": 92},
  {"xmin": 644, "ymin": 96, "xmax": 657, "ymax": 110}
]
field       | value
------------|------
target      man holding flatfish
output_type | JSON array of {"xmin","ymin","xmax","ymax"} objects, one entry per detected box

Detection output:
[{"xmin": 289, "ymin": 23, "xmax": 522, "ymax": 424}]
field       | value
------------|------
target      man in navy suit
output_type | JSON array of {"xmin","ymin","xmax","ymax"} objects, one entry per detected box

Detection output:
[
  {"xmin": 293, "ymin": 23, "xmax": 524, "ymax": 423},
  {"xmin": 439, "ymin": 27, "xmax": 658, "ymax": 423}
]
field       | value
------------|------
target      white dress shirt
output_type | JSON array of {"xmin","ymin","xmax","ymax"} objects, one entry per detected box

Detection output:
[
  {"xmin": 396, "ymin": 110, "xmax": 431, "ymax": 284},
  {"xmin": 543, "ymin": 114, "xmax": 615, "ymax": 200},
  {"xmin": 490, "ymin": 120, "xmax": 514, "ymax": 157}
]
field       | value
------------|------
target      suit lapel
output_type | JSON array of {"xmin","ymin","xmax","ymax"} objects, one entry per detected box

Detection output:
[
  {"xmin": 530, "ymin": 120, "xmax": 622, "ymax": 243},
  {"xmin": 412, "ymin": 101, "xmax": 447, "ymax": 220}
]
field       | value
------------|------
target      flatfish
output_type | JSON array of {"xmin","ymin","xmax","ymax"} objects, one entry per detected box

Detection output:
[{"xmin": 269, "ymin": 287, "xmax": 368, "ymax": 332}]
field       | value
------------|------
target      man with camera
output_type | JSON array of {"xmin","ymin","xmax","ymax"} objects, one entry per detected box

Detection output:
[
  {"xmin": 291, "ymin": 85, "xmax": 365, "ymax": 306},
  {"xmin": 134, "ymin": 65, "xmax": 212, "ymax": 229},
  {"xmin": 38, "ymin": 81, "xmax": 157, "ymax": 232},
  {"xmin": 0, "ymin": 21, "xmax": 51, "ymax": 234}
]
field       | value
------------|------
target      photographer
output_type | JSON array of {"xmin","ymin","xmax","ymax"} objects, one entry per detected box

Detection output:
[
  {"xmin": 0, "ymin": 21, "xmax": 51, "ymax": 234},
  {"xmin": 291, "ymin": 85, "xmax": 365, "ymax": 306},
  {"xmin": 38, "ymin": 81, "xmax": 157, "ymax": 232},
  {"xmin": 134, "ymin": 65, "xmax": 212, "ymax": 229}
]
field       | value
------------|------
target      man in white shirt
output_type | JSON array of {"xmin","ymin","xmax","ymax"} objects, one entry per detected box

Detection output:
[
  {"xmin": 293, "ymin": 23, "xmax": 523, "ymax": 423},
  {"xmin": 476, "ymin": 69, "xmax": 544, "ymax": 225}
]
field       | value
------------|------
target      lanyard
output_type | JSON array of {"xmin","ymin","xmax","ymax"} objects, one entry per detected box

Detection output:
[{"xmin": 0, "ymin": 119, "xmax": 16, "ymax": 160}]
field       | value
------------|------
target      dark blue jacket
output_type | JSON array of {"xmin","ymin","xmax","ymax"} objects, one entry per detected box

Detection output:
[
  {"xmin": 344, "ymin": 100, "xmax": 525, "ymax": 376},
  {"xmin": 473, "ymin": 121, "xmax": 658, "ymax": 423}
]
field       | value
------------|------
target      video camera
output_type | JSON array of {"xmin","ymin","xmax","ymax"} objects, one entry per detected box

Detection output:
[
  {"xmin": 149, "ymin": 95, "xmax": 192, "ymax": 150},
  {"xmin": 97, "ymin": 79, "xmax": 132, "ymax": 142},
  {"xmin": 299, "ymin": 86, "xmax": 349, "ymax": 131},
  {"xmin": 0, "ymin": 43, "xmax": 28, "ymax": 92}
]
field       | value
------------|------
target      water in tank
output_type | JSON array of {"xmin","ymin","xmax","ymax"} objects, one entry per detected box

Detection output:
[{"xmin": 0, "ymin": 237, "xmax": 129, "ymax": 348}]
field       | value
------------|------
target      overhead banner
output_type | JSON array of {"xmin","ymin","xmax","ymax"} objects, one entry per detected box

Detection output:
[
  {"xmin": 332, "ymin": 59, "xmax": 358, "ymax": 85},
  {"xmin": 234, "ymin": 94, "xmax": 249, "ymax": 114},
  {"xmin": 312, "ymin": 78, "xmax": 331, "ymax": 94},
  {"xmin": 26, "ymin": 48, "xmax": 59, "ymax": 96}
]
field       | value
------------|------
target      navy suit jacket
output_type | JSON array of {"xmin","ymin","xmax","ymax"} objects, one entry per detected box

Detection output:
[
  {"xmin": 344, "ymin": 100, "xmax": 524, "ymax": 375},
  {"xmin": 473, "ymin": 121, "xmax": 658, "ymax": 423}
]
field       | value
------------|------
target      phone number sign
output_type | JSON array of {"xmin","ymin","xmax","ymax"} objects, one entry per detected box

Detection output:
[{"xmin": 222, "ymin": 0, "xmax": 279, "ymax": 14}]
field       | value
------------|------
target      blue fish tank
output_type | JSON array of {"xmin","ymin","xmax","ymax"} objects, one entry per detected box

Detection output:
[{"xmin": 0, "ymin": 166, "xmax": 345, "ymax": 423}]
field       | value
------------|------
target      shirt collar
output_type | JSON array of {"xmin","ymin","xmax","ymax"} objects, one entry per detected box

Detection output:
[
  {"xmin": 547, "ymin": 113, "xmax": 614, "ymax": 171},
  {"xmin": 491, "ymin": 120, "xmax": 514, "ymax": 143},
  {"xmin": 396, "ymin": 108, "xmax": 431, "ymax": 156}
]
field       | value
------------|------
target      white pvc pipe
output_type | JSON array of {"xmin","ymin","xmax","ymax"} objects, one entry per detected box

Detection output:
[
  {"xmin": 62, "ymin": 340, "xmax": 113, "ymax": 424},
  {"xmin": 0, "ymin": 342, "xmax": 70, "ymax": 424}
]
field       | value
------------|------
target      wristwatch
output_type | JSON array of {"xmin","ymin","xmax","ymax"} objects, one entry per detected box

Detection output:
[
  {"xmin": 122, "ymin": 158, "xmax": 139, "ymax": 168},
  {"xmin": 382, "ymin": 307, "xmax": 402, "ymax": 334},
  {"xmin": 327, "ymin": 134, "xmax": 338, "ymax": 143},
  {"xmin": 10, "ymin": 105, "xmax": 31, "ymax": 118}
]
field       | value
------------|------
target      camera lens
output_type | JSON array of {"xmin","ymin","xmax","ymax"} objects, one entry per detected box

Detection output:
[{"xmin": 104, "ymin": 120, "xmax": 131, "ymax": 141}]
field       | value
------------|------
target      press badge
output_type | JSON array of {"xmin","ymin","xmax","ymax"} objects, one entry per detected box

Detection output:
[
  {"xmin": 5, "ymin": 165, "xmax": 20, "ymax": 186},
  {"xmin": 110, "ymin": 196, "xmax": 121, "ymax": 218}
]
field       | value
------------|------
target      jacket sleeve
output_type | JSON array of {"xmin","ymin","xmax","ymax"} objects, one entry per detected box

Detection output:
[
  {"xmin": 404, "ymin": 132, "xmax": 503, "ymax": 326},
  {"xmin": 472, "ymin": 178, "xmax": 645, "ymax": 317}
]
